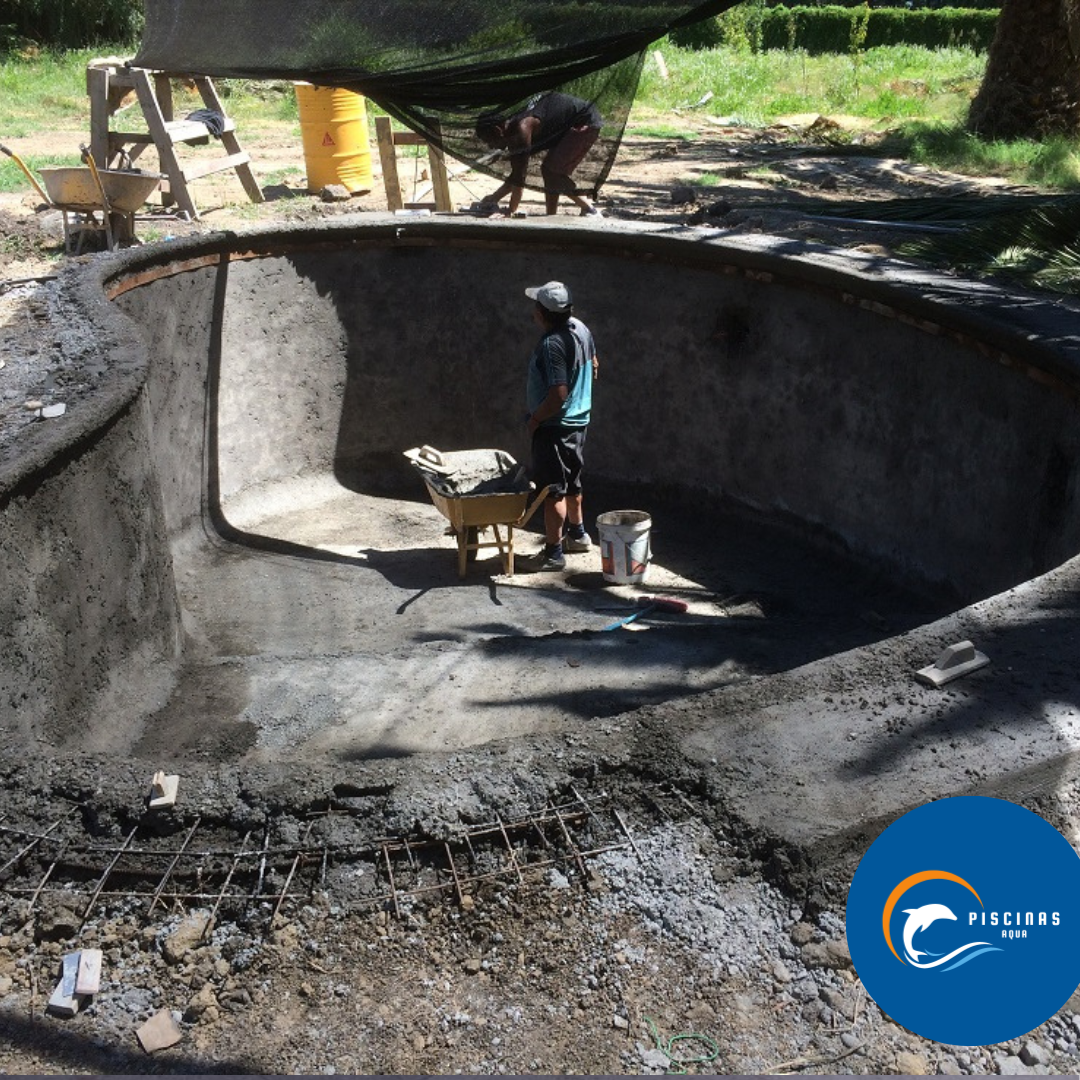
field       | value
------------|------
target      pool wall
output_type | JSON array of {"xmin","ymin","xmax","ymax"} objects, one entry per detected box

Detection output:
[{"xmin": 4, "ymin": 218, "xmax": 1080, "ymax": 744}]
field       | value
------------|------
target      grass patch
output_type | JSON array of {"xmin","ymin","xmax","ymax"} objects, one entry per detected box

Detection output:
[
  {"xmin": 0, "ymin": 46, "xmax": 125, "ymax": 134},
  {"xmin": 216, "ymin": 79, "xmax": 301, "ymax": 123},
  {"xmin": 262, "ymin": 166, "xmax": 305, "ymax": 186},
  {"xmin": 624, "ymin": 124, "xmax": 696, "ymax": 140},
  {"xmin": 634, "ymin": 42, "xmax": 982, "ymax": 126},
  {"xmin": 884, "ymin": 124, "xmax": 1080, "ymax": 189},
  {"xmin": 0, "ymin": 152, "xmax": 83, "ymax": 195},
  {"xmin": 4, "ymin": 42, "xmax": 1080, "ymax": 194}
]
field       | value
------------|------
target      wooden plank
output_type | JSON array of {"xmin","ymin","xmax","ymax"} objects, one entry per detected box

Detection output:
[
  {"xmin": 132, "ymin": 67, "xmax": 198, "ymax": 219},
  {"xmin": 162, "ymin": 120, "xmax": 217, "ymax": 143},
  {"xmin": 195, "ymin": 77, "xmax": 262, "ymax": 203},
  {"xmin": 194, "ymin": 75, "xmax": 226, "ymax": 115},
  {"xmin": 375, "ymin": 116, "xmax": 403, "ymax": 211},
  {"xmin": 427, "ymin": 121, "xmax": 453, "ymax": 213},
  {"xmin": 154, "ymin": 72, "xmax": 174, "ymax": 122},
  {"xmin": 220, "ymin": 129, "xmax": 264, "ymax": 203},
  {"xmin": 392, "ymin": 132, "xmax": 428, "ymax": 146},
  {"xmin": 75, "ymin": 948, "xmax": 103, "ymax": 996},
  {"xmin": 182, "ymin": 152, "xmax": 251, "ymax": 182},
  {"xmin": 165, "ymin": 117, "xmax": 237, "ymax": 139},
  {"xmin": 87, "ymin": 65, "xmax": 112, "ymax": 169},
  {"xmin": 109, "ymin": 130, "xmax": 157, "ymax": 146}
]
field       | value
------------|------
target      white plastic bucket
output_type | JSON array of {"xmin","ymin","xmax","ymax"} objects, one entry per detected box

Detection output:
[{"xmin": 596, "ymin": 510, "xmax": 652, "ymax": 585}]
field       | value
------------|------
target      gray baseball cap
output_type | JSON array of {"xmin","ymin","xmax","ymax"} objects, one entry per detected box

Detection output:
[{"xmin": 525, "ymin": 280, "xmax": 572, "ymax": 312}]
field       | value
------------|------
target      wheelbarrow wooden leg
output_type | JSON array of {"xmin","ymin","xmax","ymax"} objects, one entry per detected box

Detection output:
[
  {"xmin": 492, "ymin": 525, "xmax": 515, "ymax": 576},
  {"xmin": 456, "ymin": 528, "xmax": 469, "ymax": 578}
]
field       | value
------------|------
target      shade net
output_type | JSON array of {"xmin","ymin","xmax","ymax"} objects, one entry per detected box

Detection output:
[{"xmin": 134, "ymin": 0, "xmax": 740, "ymax": 198}]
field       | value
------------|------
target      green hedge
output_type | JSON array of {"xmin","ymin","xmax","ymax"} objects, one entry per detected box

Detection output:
[
  {"xmin": 3, "ymin": 0, "xmax": 143, "ymax": 49},
  {"xmin": 762, "ymin": 0, "xmax": 1000, "ymax": 7},
  {"xmin": 671, "ymin": 5, "xmax": 998, "ymax": 51}
]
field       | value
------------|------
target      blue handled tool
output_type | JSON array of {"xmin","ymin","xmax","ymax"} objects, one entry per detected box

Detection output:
[{"xmin": 601, "ymin": 596, "xmax": 688, "ymax": 631}]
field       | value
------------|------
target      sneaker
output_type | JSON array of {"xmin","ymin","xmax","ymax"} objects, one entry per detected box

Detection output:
[
  {"xmin": 580, "ymin": 206, "xmax": 605, "ymax": 218},
  {"xmin": 519, "ymin": 546, "xmax": 567, "ymax": 572},
  {"xmin": 562, "ymin": 531, "xmax": 592, "ymax": 553}
]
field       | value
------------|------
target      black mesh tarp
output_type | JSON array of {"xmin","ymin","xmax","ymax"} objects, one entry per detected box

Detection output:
[{"xmin": 135, "ymin": 0, "xmax": 740, "ymax": 198}]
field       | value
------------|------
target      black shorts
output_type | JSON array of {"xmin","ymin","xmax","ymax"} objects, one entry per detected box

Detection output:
[{"xmin": 531, "ymin": 425, "xmax": 587, "ymax": 497}]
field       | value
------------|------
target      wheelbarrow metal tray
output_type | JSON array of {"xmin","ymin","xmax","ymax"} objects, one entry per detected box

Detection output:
[
  {"xmin": 410, "ymin": 448, "xmax": 531, "ymax": 524},
  {"xmin": 405, "ymin": 447, "xmax": 549, "ymax": 576},
  {"xmin": 424, "ymin": 483, "xmax": 535, "ymax": 531},
  {"xmin": 39, "ymin": 167, "xmax": 162, "ymax": 213}
]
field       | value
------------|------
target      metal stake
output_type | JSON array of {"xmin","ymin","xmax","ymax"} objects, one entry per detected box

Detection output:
[
  {"xmin": 203, "ymin": 830, "xmax": 251, "ymax": 940},
  {"xmin": 148, "ymin": 817, "xmax": 201, "ymax": 915},
  {"xmin": 81, "ymin": 825, "xmax": 138, "ymax": 926}
]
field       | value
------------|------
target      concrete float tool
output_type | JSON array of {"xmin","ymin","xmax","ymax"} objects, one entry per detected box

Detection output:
[{"xmin": 601, "ymin": 595, "xmax": 688, "ymax": 631}]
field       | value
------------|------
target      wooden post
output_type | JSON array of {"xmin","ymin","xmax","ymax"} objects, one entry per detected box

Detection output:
[
  {"xmin": 375, "ymin": 116, "xmax": 403, "ymax": 211},
  {"xmin": 428, "ymin": 121, "xmax": 452, "ymax": 212}
]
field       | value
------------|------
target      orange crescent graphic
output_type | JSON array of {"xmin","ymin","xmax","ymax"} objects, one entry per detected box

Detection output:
[{"xmin": 882, "ymin": 870, "xmax": 984, "ymax": 963}]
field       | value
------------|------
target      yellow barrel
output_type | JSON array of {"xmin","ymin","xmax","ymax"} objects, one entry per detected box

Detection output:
[{"xmin": 294, "ymin": 83, "xmax": 374, "ymax": 194}]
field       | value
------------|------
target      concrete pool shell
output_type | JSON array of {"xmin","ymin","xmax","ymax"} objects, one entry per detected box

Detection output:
[{"xmin": 5, "ymin": 215, "xmax": 1080, "ymax": 854}]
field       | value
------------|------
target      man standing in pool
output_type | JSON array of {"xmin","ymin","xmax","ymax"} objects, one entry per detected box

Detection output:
[
  {"xmin": 475, "ymin": 92, "xmax": 604, "ymax": 217},
  {"xmin": 520, "ymin": 280, "xmax": 599, "ymax": 571}
]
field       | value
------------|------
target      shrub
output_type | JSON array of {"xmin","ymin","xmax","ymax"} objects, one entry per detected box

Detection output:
[
  {"xmin": 758, "ymin": 6, "xmax": 999, "ymax": 53},
  {"xmin": 3, "ymin": 0, "xmax": 143, "ymax": 49},
  {"xmin": 671, "ymin": 0, "xmax": 767, "ymax": 49},
  {"xmin": 762, "ymin": 0, "xmax": 1000, "ymax": 7},
  {"xmin": 675, "ymin": 4, "xmax": 998, "ymax": 51}
]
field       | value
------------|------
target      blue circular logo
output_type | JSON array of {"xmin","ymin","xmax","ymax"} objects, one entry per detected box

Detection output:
[{"xmin": 847, "ymin": 796, "xmax": 1080, "ymax": 1045}]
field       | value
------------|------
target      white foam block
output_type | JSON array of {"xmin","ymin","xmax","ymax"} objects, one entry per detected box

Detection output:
[
  {"xmin": 75, "ymin": 947, "xmax": 102, "ymax": 995},
  {"xmin": 915, "ymin": 640, "xmax": 990, "ymax": 687},
  {"xmin": 47, "ymin": 952, "xmax": 81, "ymax": 1017},
  {"xmin": 149, "ymin": 771, "xmax": 179, "ymax": 808}
]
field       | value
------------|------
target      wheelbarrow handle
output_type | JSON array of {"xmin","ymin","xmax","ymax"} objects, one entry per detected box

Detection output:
[
  {"xmin": 516, "ymin": 484, "xmax": 553, "ymax": 527},
  {"xmin": 80, "ymin": 145, "xmax": 111, "ymax": 213},
  {"xmin": 0, "ymin": 143, "xmax": 51, "ymax": 205}
]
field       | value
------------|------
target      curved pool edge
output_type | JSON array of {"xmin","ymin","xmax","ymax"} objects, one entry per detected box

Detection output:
[{"xmin": 2, "ymin": 216, "xmax": 1080, "ymax": 858}]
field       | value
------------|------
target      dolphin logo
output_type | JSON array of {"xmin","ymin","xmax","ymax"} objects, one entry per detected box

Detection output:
[
  {"xmin": 901, "ymin": 903, "xmax": 956, "ymax": 962},
  {"xmin": 899, "ymin": 902, "xmax": 995, "ymax": 969},
  {"xmin": 882, "ymin": 872, "xmax": 1003, "ymax": 971}
]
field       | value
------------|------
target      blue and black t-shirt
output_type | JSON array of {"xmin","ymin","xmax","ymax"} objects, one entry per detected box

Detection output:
[{"xmin": 527, "ymin": 317, "xmax": 595, "ymax": 429}]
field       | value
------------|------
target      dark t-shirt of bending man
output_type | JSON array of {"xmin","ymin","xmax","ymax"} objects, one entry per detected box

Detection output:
[{"xmin": 475, "ymin": 92, "xmax": 603, "ymax": 217}]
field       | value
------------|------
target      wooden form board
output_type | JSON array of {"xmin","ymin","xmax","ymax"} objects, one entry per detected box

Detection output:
[{"xmin": 374, "ymin": 116, "xmax": 452, "ymax": 212}]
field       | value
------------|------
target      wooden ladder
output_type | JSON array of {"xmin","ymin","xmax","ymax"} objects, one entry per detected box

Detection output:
[
  {"xmin": 87, "ymin": 62, "xmax": 263, "ymax": 220},
  {"xmin": 374, "ymin": 116, "xmax": 453, "ymax": 212}
]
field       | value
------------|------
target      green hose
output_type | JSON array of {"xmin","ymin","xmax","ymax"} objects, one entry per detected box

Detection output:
[{"xmin": 645, "ymin": 1016, "xmax": 720, "ymax": 1075}]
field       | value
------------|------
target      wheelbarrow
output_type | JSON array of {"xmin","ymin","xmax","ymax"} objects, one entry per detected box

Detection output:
[
  {"xmin": 1, "ymin": 142, "xmax": 162, "ymax": 252},
  {"xmin": 404, "ymin": 446, "xmax": 551, "ymax": 577}
]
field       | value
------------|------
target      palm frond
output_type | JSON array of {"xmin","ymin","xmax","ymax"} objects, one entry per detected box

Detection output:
[{"xmin": 895, "ymin": 197, "xmax": 1080, "ymax": 295}]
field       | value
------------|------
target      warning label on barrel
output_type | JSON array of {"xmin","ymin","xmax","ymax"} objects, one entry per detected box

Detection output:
[{"xmin": 322, "ymin": 133, "xmax": 335, "ymax": 146}]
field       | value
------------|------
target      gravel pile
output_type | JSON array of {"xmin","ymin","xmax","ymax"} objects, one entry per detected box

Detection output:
[{"xmin": 3, "ymin": 801, "xmax": 1079, "ymax": 1074}]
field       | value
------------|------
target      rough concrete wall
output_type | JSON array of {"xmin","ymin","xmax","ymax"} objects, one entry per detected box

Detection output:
[
  {"xmin": 214, "ymin": 256, "xmax": 350, "ymax": 504},
  {"xmin": 6, "ymin": 219, "xmax": 1080, "ymax": 748},
  {"xmin": 202, "ymin": 233, "xmax": 1080, "ymax": 601},
  {"xmin": 0, "ymin": 397, "xmax": 181, "ymax": 745},
  {"xmin": 113, "ymin": 266, "xmax": 222, "ymax": 544}
]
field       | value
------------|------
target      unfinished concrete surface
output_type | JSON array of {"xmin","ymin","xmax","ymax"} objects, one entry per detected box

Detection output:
[
  {"xmin": 5, "ymin": 218, "xmax": 1080, "ymax": 825},
  {"xmin": 5, "ymin": 217, "xmax": 1080, "ymax": 1071}
]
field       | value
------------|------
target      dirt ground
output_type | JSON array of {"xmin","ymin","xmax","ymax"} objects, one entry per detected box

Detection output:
[{"xmin": 2, "ymin": 115, "xmax": 1075, "ymax": 1077}]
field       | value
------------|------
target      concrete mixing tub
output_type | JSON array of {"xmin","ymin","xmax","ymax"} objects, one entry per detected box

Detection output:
[{"xmin": 3, "ymin": 218, "xmax": 1080, "ymax": 786}]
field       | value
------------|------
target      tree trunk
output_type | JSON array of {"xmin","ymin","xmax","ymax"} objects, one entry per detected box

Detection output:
[{"xmin": 968, "ymin": 0, "xmax": 1080, "ymax": 139}]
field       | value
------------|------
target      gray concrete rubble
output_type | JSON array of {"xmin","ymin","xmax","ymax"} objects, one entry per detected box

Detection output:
[{"xmin": 3, "ymin": 216, "xmax": 1080, "ymax": 1071}]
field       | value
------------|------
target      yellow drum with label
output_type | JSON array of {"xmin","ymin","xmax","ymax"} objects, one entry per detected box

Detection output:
[{"xmin": 294, "ymin": 83, "xmax": 373, "ymax": 194}]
